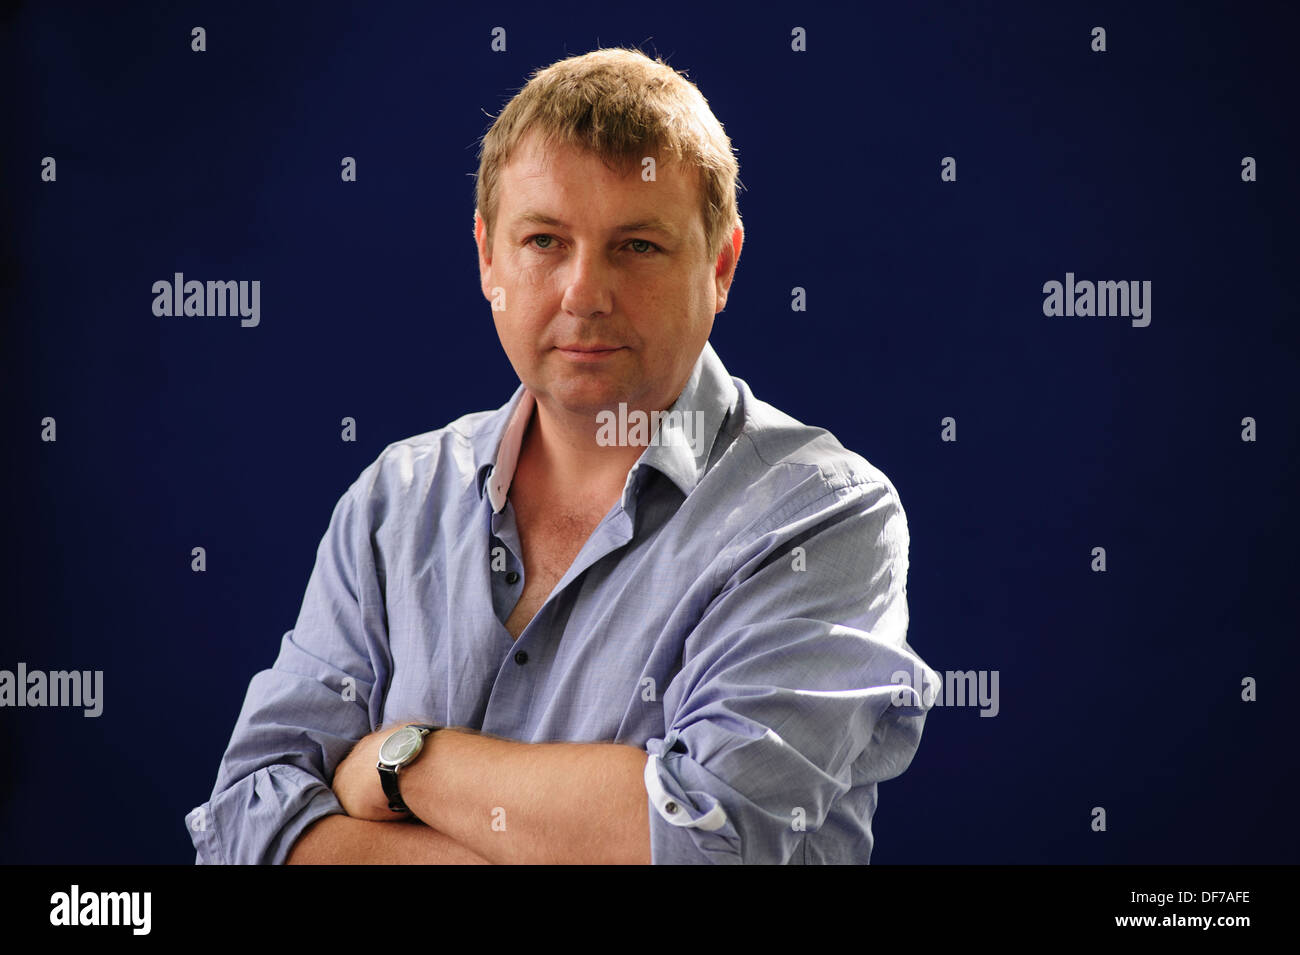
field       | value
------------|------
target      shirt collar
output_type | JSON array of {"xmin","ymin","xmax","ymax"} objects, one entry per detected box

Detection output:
[{"xmin": 476, "ymin": 341, "xmax": 739, "ymax": 514}]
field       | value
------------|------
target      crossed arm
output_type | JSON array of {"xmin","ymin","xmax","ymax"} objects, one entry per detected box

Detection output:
[{"xmin": 287, "ymin": 726, "xmax": 653, "ymax": 865}]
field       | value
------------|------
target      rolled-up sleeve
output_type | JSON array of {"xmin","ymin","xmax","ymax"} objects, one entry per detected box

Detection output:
[
  {"xmin": 644, "ymin": 477, "xmax": 938, "ymax": 864},
  {"xmin": 188, "ymin": 466, "xmax": 389, "ymax": 864}
]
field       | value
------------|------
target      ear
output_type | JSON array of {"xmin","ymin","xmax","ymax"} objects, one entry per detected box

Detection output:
[
  {"xmin": 713, "ymin": 223, "xmax": 744, "ymax": 313},
  {"xmin": 474, "ymin": 212, "xmax": 494, "ymax": 302}
]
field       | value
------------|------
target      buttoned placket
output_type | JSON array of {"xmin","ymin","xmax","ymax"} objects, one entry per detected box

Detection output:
[{"xmin": 479, "ymin": 484, "xmax": 638, "ymax": 735}]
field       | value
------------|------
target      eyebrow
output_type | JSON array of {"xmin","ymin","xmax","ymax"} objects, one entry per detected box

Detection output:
[{"xmin": 511, "ymin": 211, "xmax": 680, "ymax": 238}]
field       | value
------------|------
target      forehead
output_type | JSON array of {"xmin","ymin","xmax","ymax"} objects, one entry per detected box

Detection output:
[{"xmin": 499, "ymin": 130, "xmax": 702, "ymax": 229}]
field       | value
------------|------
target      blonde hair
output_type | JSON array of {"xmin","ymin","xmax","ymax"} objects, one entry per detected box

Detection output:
[{"xmin": 475, "ymin": 47, "xmax": 740, "ymax": 260}]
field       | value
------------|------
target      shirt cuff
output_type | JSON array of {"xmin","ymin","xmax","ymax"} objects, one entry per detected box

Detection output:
[
  {"xmin": 643, "ymin": 730, "xmax": 743, "ymax": 864},
  {"xmin": 188, "ymin": 764, "xmax": 345, "ymax": 865}
]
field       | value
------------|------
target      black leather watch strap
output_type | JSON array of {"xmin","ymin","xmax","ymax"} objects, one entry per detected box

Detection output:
[
  {"xmin": 379, "ymin": 763, "xmax": 409, "ymax": 813},
  {"xmin": 377, "ymin": 723, "xmax": 439, "ymax": 814}
]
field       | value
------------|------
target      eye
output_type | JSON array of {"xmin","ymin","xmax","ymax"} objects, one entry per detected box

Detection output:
[
  {"xmin": 627, "ymin": 239, "xmax": 660, "ymax": 255},
  {"xmin": 527, "ymin": 234, "xmax": 556, "ymax": 250}
]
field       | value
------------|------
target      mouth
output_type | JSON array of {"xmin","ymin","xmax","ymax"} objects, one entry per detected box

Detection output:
[{"xmin": 555, "ymin": 344, "xmax": 625, "ymax": 361}]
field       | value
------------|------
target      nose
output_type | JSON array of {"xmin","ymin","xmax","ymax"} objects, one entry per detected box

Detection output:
[{"xmin": 560, "ymin": 244, "xmax": 614, "ymax": 319}]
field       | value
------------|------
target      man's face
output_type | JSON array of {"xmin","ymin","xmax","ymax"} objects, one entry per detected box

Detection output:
[{"xmin": 475, "ymin": 130, "xmax": 742, "ymax": 422}]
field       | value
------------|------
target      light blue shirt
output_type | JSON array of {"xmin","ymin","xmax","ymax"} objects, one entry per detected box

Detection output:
[{"xmin": 189, "ymin": 341, "xmax": 938, "ymax": 864}]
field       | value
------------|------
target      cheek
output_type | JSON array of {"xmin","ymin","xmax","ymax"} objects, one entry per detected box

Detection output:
[
  {"xmin": 662, "ymin": 271, "xmax": 711, "ymax": 323},
  {"xmin": 503, "ymin": 249, "xmax": 555, "ymax": 289},
  {"xmin": 492, "ymin": 256, "xmax": 556, "ymax": 321}
]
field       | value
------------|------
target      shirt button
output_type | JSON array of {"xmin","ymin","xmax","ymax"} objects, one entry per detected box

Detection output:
[
  {"xmin": 514, "ymin": 650, "xmax": 528, "ymax": 665},
  {"xmin": 664, "ymin": 801, "xmax": 678, "ymax": 814},
  {"xmin": 505, "ymin": 571, "xmax": 520, "ymax": 585}
]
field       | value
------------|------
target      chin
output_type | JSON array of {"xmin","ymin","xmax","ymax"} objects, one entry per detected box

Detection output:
[{"xmin": 544, "ymin": 381, "xmax": 632, "ymax": 414}]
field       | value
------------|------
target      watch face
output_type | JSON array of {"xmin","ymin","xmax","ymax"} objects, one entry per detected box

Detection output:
[{"xmin": 379, "ymin": 727, "xmax": 424, "ymax": 766}]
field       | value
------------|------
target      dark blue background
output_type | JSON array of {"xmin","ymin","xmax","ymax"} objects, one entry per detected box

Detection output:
[{"xmin": 3, "ymin": 1, "xmax": 1296, "ymax": 863}]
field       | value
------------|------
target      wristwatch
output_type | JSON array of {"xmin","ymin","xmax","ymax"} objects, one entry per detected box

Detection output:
[{"xmin": 376, "ymin": 723, "xmax": 439, "ymax": 813}]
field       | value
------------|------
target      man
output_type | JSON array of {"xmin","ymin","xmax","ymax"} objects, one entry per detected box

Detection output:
[{"xmin": 188, "ymin": 47, "xmax": 938, "ymax": 865}]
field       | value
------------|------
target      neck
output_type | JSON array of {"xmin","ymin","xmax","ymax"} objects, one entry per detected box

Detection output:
[{"xmin": 522, "ymin": 396, "xmax": 647, "ymax": 496}]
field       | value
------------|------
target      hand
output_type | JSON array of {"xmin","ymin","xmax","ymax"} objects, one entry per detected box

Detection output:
[{"xmin": 331, "ymin": 726, "xmax": 409, "ymax": 822}]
